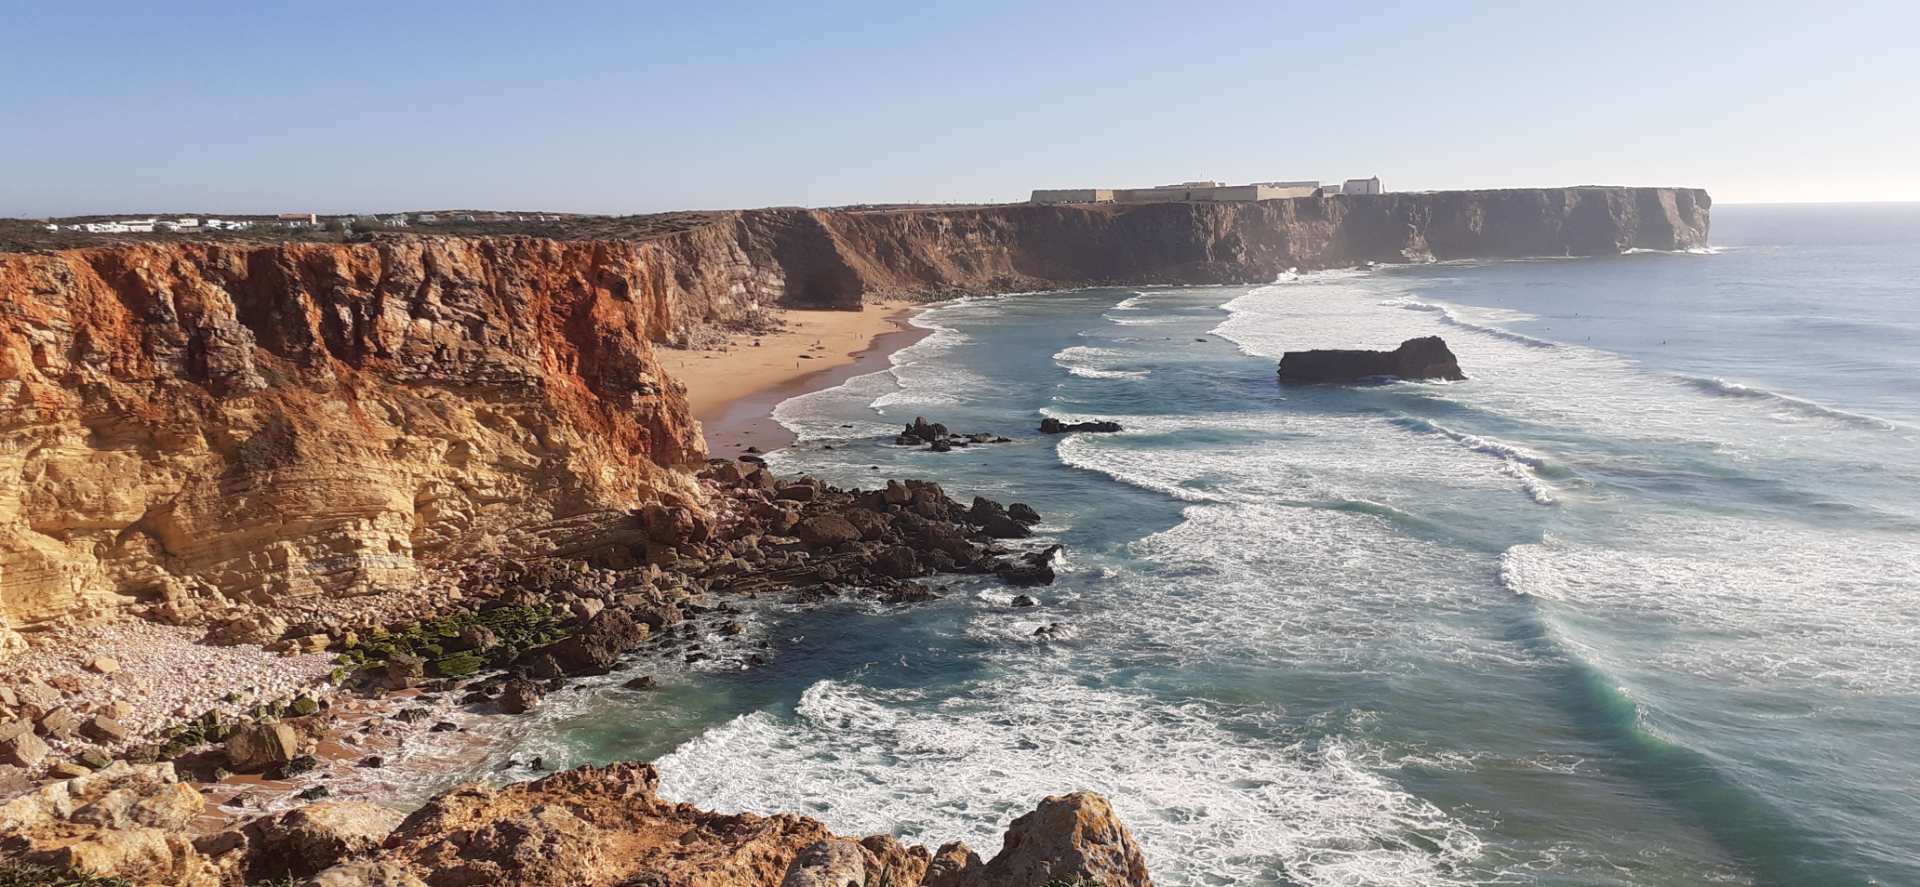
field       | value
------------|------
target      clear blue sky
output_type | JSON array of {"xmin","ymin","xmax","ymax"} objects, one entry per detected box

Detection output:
[{"xmin": 3, "ymin": 1, "xmax": 1914, "ymax": 216}]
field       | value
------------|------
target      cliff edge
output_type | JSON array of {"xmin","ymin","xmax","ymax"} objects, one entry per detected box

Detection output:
[{"xmin": 0, "ymin": 188, "xmax": 1709, "ymax": 641}]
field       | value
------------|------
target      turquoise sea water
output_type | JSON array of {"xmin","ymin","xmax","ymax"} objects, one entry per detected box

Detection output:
[{"xmin": 374, "ymin": 205, "xmax": 1920, "ymax": 886}]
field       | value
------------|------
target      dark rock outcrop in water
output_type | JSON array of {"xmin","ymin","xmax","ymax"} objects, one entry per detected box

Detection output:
[
  {"xmin": 1278, "ymin": 336, "xmax": 1467, "ymax": 383},
  {"xmin": 1040, "ymin": 418, "xmax": 1123, "ymax": 434}
]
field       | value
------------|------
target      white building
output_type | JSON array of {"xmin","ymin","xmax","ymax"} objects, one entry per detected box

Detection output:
[{"xmin": 1341, "ymin": 176, "xmax": 1383, "ymax": 195}]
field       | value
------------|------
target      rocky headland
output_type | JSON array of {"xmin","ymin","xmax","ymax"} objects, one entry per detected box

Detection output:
[{"xmin": 1, "ymin": 187, "xmax": 1708, "ymax": 884}]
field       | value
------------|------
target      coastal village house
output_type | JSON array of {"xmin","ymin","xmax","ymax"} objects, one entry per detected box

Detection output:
[{"xmin": 1032, "ymin": 177, "xmax": 1385, "ymax": 204}]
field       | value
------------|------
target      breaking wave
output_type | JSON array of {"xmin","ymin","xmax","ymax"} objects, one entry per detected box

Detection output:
[
  {"xmin": 1053, "ymin": 345, "xmax": 1150, "ymax": 380},
  {"xmin": 1383, "ymin": 298, "xmax": 1560, "ymax": 349},
  {"xmin": 1390, "ymin": 416, "xmax": 1562, "ymax": 505},
  {"xmin": 1676, "ymin": 375, "xmax": 1907, "ymax": 432}
]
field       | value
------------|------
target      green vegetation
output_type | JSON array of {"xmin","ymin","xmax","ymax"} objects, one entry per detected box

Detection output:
[
  {"xmin": 335, "ymin": 603, "xmax": 571, "ymax": 676},
  {"xmin": 0, "ymin": 859, "xmax": 133, "ymax": 887}
]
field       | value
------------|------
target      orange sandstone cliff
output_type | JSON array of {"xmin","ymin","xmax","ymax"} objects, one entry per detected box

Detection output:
[
  {"xmin": 1, "ymin": 188, "xmax": 1710, "ymax": 642},
  {"xmin": 0, "ymin": 239, "xmax": 727, "ymax": 640}
]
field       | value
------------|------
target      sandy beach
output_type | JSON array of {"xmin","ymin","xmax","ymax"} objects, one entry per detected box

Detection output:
[{"xmin": 660, "ymin": 301, "xmax": 930, "ymax": 455}]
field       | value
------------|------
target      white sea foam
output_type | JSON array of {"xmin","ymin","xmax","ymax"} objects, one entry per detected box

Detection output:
[
  {"xmin": 1102, "ymin": 313, "xmax": 1185, "ymax": 326},
  {"xmin": 1675, "ymin": 375, "xmax": 1908, "ymax": 432},
  {"xmin": 1054, "ymin": 408, "xmax": 1559, "ymax": 515},
  {"xmin": 655, "ymin": 674, "xmax": 1485, "ymax": 887},
  {"xmin": 1390, "ymin": 416, "xmax": 1562, "ymax": 505},
  {"xmin": 1501, "ymin": 515, "xmax": 1920, "ymax": 693},
  {"xmin": 1382, "ymin": 298, "xmax": 1560, "ymax": 349},
  {"xmin": 1052, "ymin": 345, "xmax": 1151, "ymax": 380},
  {"xmin": 1213, "ymin": 274, "xmax": 1911, "ymax": 463}
]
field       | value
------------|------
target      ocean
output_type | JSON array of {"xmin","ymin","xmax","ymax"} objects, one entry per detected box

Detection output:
[{"xmin": 372, "ymin": 204, "xmax": 1920, "ymax": 886}]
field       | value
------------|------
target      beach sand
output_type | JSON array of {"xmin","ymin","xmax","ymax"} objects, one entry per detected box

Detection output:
[{"xmin": 661, "ymin": 302, "xmax": 930, "ymax": 456}]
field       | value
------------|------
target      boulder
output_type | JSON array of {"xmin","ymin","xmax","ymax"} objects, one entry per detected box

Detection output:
[
  {"xmin": 80, "ymin": 714, "xmax": 130, "ymax": 744},
  {"xmin": 980, "ymin": 512, "xmax": 1033, "ymax": 539},
  {"xmin": 1008, "ymin": 503, "xmax": 1042, "ymax": 525},
  {"xmin": 303, "ymin": 859, "xmax": 429, "ymax": 887},
  {"xmin": 996, "ymin": 546, "xmax": 1060, "ymax": 587},
  {"xmin": 842, "ymin": 508, "xmax": 888, "ymax": 541},
  {"xmin": 922, "ymin": 841, "xmax": 984, "ymax": 887},
  {"xmin": 36, "ymin": 706, "xmax": 79, "ymax": 739},
  {"xmin": 1, "ymin": 728, "xmax": 50, "ymax": 768},
  {"xmin": 794, "ymin": 515, "xmax": 862, "ymax": 547},
  {"xmin": 871, "ymin": 546, "xmax": 922, "ymax": 579},
  {"xmin": 1276, "ymin": 335, "xmax": 1465, "ymax": 383},
  {"xmin": 225, "ymin": 723, "xmax": 299, "ymax": 772},
  {"xmin": 247, "ymin": 801, "xmax": 406, "ymax": 880},
  {"xmin": 780, "ymin": 838, "xmax": 867, "ymax": 887},
  {"xmin": 906, "ymin": 417, "xmax": 949, "ymax": 441},
  {"xmin": 1040, "ymin": 418, "xmax": 1123, "ymax": 434},
  {"xmin": 882, "ymin": 480, "xmax": 912, "ymax": 505},
  {"xmin": 45, "ymin": 827, "xmax": 185, "ymax": 882},
  {"xmin": 208, "ymin": 611, "xmax": 289, "ymax": 646},
  {"xmin": 453, "ymin": 625, "xmax": 500, "ymax": 652},
  {"xmin": 14, "ymin": 680, "xmax": 61, "ymax": 718},
  {"xmin": 497, "ymin": 677, "xmax": 543, "ymax": 715},
  {"xmin": 547, "ymin": 609, "xmax": 648, "ymax": 676},
  {"xmin": 970, "ymin": 791, "xmax": 1151, "ymax": 887},
  {"xmin": 382, "ymin": 654, "xmax": 426, "ymax": 690},
  {"xmin": 71, "ymin": 781, "xmax": 204, "ymax": 830}
]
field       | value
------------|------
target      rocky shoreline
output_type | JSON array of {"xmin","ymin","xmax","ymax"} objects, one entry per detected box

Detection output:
[
  {"xmin": 2, "ymin": 758, "xmax": 1151, "ymax": 887},
  {"xmin": 0, "ymin": 457, "xmax": 1131, "ymax": 885}
]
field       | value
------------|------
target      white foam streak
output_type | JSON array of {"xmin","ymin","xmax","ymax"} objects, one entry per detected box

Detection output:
[
  {"xmin": 655, "ymin": 676, "xmax": 1483, "ymax": 887},
  {"xmin": 1676, "ymin": 375, "xmax": 1908, "ymax": 432},
  {"xmin": 1501, "ymin": 515, "xmax": 1920, "ymax": 692}
]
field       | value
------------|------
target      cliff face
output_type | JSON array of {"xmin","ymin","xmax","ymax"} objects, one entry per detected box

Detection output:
[
  {"xmin": 0, "ymin": 239, "xmax": 731, "ymax": 635},
  {"xmin": 781, "ymin": 186, "xmax": 1712, "ymax": 303},
  {"xmin": 0, "ymin": 188, "xmax": 1708, "ymax": 638}
]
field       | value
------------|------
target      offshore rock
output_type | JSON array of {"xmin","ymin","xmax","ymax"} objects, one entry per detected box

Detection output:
[
  {"xmin": 1277, "ymin": 335, "xmax": 1466, "ymax": 383},
  {"xmin": 1040, "ymin": 418, "xmax": 1123, "ymax": 434}
]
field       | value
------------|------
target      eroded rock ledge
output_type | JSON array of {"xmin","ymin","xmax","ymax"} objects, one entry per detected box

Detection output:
[{"xmin": 1, "ymin": 760, "xmax": 1154, "ymax": 887}]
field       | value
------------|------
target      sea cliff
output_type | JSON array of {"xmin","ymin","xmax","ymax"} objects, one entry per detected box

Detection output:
[{"xmin": 0, "ymin": 187, "xmax": 1710, "ymax": 640}]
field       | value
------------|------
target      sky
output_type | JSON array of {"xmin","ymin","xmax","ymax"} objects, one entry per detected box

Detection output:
[{"xmin": 3, "ymin": 1, "xmax": 1915, "ymax": 216}]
